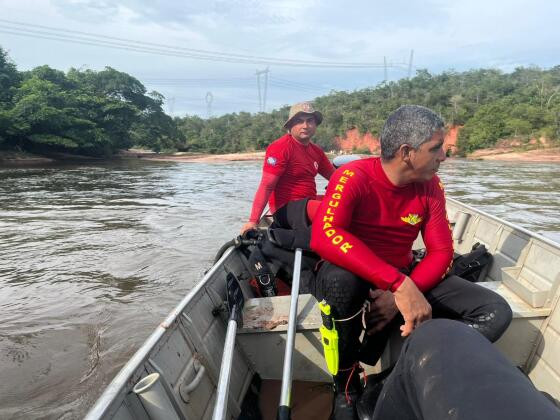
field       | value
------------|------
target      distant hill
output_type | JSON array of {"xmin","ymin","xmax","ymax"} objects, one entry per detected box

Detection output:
[{"xmin": 176, "ymin": 67, "xmax": 560, "ymax": 156}]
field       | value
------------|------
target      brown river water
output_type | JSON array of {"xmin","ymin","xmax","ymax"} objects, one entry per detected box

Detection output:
[{"xmin": 0, "ymin": 158, "xmax": 559, "ymax": 419}]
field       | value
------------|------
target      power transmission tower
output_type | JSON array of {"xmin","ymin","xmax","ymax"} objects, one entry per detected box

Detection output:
[
  {"xmin": 256, "ymin": 67, "xmax": 270, "ymax": 112},
  {"xmin": 205, "ymin": 92, "xmax": 213, "ymax": 118},
  {"xmin": 383, "ymin": 56, "xmax": 388, "ymax": 82},
  {"xmin": 407, "ymin": 49, "xmax": 414, "ymax": 79},
  {"xmin": 167, "ymin": 96, "xmax": 175, "ymax": 115}
]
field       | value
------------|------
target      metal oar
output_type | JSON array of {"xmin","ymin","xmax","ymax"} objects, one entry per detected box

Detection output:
[
  {"xmin": 213, "ymin": 273, "xmax": 244, "ymax": 420},
  {"xmin": 277, "ymin": 247, "xmax": 303, "ymax": 420}
]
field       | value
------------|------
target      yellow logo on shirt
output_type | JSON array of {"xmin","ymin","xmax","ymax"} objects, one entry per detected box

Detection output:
[{"xmin": 401, "ymin": 213, "xmax": 423, "ymax": 226}]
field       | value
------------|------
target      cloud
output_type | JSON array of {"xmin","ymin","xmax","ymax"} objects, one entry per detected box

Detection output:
[{"xmin": 51, "ymin": 0, "xmax": 121, "ymax": 23}]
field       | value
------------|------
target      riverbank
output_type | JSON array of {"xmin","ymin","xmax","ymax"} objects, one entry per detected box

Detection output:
[
  {"xmin": 467, "ymin": 146, "xmax": 560, "ymax": 162},
  {"xmin": 130, "ymin": 147, "xmax": 560, "ymax": 164},
  {"xmin": 0, "ymin": 151, "xmax": 55, "ymax": 165},
  {"xmin": 0, "ymin": 149, "xmax": 266, "ymax": 166},
  {"xmin": 2, "ymin": 146, "xmax": 560, "ymax": 166},
  {"xmin": 120, "ymin": 149, "xmax": 266, "ymax": 163}
]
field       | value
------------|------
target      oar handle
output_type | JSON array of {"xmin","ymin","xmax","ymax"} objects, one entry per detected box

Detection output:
[
  {"xmin": 212, "ymin": 316, "xmax": 238, "ymax": 420},
  {"xmin": 277, "ymin": 405, "xmax": 290, "ymax": 420},
  {"xmin": 277, "ymin": 248, "xmax": 303, "ymax": 419}
]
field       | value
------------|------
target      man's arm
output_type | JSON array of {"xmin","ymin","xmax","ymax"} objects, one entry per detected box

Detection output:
[
  {"xmin": 393, "ymin": 276, "xmax": 432, "ymax": 336},
  {"xmin": 241, "ymin": 172, "xmax": 280, "ymax": 233},
  {"xmin": 241, "ymin": 143, "xmax": 287, "ymax": 234},
  {"xmin": 317, "ymin": 150, "xmax": 335, "ymax": 180},
  {"xmin": 310, "ymin": 166, "xmax": 405, "ymax": 291},
  {"xmin": 409, "ymin": 177, "xmax": 454, "ymax": 292}
]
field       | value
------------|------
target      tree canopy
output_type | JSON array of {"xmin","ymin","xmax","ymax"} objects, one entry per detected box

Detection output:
[{"xmin": 0, "ymin": 47, "xmax": 184, "ymax": 156}]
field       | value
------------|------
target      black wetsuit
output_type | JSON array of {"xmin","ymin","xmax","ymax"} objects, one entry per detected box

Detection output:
[
  {"xmin": 368, "ymin": 319, "xmax": 560, "ymax": 420},
  {"xmin": 312, "ymin": 262, "xmax": 512, "ymax": 368}
]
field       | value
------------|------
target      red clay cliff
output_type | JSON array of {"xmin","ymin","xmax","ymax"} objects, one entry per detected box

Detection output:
[{"xmin": 335, "ymin": 126, "xmax": 461, "ymax": 155}]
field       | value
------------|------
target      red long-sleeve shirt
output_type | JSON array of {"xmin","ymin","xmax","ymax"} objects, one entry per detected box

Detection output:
[
  {"xmin": 310, "ymin": 157, "xmax": 453, "ymax": 292},
  {"xmin": 261, "ymin": 134, "xmax": 334, "ymax": 214}
]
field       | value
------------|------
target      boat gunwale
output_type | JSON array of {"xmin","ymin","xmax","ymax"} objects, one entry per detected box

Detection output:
[
  {"xmin": 447, "ymin": 197, "xmax": 560, "ymax": 251},
  {"xmin": 84, "ymin": 246, "xmax": 236, "ymax": 419}
]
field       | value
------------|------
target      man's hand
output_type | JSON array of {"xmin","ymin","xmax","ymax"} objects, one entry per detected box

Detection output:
[
  {"xmin": 365, "ymin": 289, "xmax": 399, "ymax": 335},
  {"xmin": 240, "ymin": 221, "xmax": 257, "ymax": 235},
  {"xmin": 393, "ymin": 276, "xmax": 432, "ymax": 337}
]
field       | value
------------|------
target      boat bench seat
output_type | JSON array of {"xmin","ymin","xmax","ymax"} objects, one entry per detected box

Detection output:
[
  {"xmin": 238, "ymin": 282, "xmax": 552, "ymax": 373},
  {"xmin": 239, "ymin": 282, "xmax": 551, "ymax": 334},
  {"xmin": 239, "ymin": 294, "xmax": 321, "ymax": 333}
]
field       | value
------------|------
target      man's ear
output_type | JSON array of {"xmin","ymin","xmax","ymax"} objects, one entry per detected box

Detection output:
[{"xmin": 398, "ymin": 144, "xmax": 413, "ymax": 163}]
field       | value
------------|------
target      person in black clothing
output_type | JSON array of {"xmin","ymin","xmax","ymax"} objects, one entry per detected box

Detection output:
[{"xmin": 357, "ymin": 319, "xmax": 560, "ymax": 420}]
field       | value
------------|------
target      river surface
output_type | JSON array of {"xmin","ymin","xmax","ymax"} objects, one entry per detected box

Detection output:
[{"xmin": 0, "ymin": 158, "xmax": 559, "ymax": 419}]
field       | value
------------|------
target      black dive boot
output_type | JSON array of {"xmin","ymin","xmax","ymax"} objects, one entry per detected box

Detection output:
[
  {"xmin": 331, "ymin": 366, "xmax": 363, "ymax": 420},
  {"xmin": 355, "ymin": 367, "xmax": 394, "ymax": 420}
]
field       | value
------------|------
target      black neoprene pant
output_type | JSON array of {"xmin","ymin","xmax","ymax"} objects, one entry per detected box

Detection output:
[
  {"xmin": 371, "ymin": 319, "xmax": 560, "ymax": 420},
  {"xmin": 312, "ymin": 262, "xmax": 513, "ymax": 369}
]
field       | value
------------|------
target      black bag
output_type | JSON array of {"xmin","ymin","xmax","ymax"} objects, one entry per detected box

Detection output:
[{"xmin": 449, "ymin": 242, "xmax": 493, "ymax": 282}]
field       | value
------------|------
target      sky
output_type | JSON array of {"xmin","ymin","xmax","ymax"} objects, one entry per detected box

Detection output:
[{"xmin": 1, "ymin": 0, "xmax": 559, "ymax": 117}]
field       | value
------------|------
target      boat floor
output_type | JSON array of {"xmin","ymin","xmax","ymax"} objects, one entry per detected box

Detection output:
[{"xmin": 259, "ymin": 380, "xmax": 333, "ymax": 420}]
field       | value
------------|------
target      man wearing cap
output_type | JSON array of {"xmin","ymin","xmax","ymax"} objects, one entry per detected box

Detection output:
[{"xmin": 241, "ymin": 102, "xmax": 335, "ymax": 233}]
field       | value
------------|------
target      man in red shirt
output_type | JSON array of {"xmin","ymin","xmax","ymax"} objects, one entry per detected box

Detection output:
[
  {"xmin": 310, "ymin": 105, "xmax": 512, "ymax": 419},
  {"xmin": 241, "ymin": 102, "xmax": 334, "ymax": 233}
]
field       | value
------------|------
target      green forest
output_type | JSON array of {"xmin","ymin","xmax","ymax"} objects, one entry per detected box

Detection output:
[
  {"xmin": 0, "ymin": 47, "xmax": 182, "ymax": 157},
  {"xmin": 1, "ymin": 45, "xmax": 559, "ymax": 157}
]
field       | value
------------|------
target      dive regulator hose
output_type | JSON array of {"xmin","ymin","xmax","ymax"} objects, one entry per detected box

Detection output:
[{"xmin": 213, "ymin": 232, "xmax": 262, "ymax": 263}]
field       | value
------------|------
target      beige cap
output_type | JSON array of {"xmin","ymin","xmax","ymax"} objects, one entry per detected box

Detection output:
[{"xmin": 283, "ymin": 101, "xmax": 323, "ymax": 129}]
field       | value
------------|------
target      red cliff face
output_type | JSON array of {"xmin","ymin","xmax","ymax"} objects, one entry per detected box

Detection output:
[
  {"xmin": 444, "ymin": 126, "xmax": 461, "ymax": 154},
  {"xmin": 334, "ymin": 126, "xmax": 462, "ymax": 155},
  {"xmin": 334, "ymin": 128, "xmax": 380, "ymax": 154}
]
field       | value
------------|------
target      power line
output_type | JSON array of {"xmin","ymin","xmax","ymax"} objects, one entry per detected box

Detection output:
[
  {"xmin": 139, "ymin": 75, "xmax": 330, "ymax": 93},
  {"xmin": 270, "ymin": 76, "xmax": 327, "ymax": 90},
  {"xmin": 268, "ymin": 78, "xmax": 327, "ymax": 93},
  {"xmin": 268, "ymin": 82, "xmax": 324, "ymax": 93},
  {"xmin": 0, "ymin": 19, "xmax": 409, "ymax": 69},
  {"xmin": 173, "ymin": 96, "xmax": 258, "ymax": 105},
  {"xmin": 135, "ymin": 75, "xmax": 330, "ymax": 96},
  {"xmin": 141, "ymin": 77, "xmax": 254, "ymax": 84},
  {"xmin": 140, "ymin": 78, "xmax": 256, "ymax": 88},
  {"xmin": 0, "ymin": 27, "xmax": 267, "ymax": 64}
]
